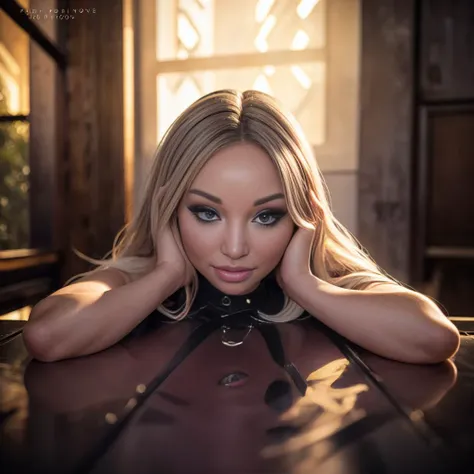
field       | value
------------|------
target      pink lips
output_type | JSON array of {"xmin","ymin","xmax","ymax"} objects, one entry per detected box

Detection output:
[{"xmin": 214, "ymin": 267, "xmax": 253, "ymax": 283}]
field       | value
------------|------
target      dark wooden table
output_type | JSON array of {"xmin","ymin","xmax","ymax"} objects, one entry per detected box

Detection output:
[{"xmin": 1, "ymin": 317, "xmax": 473, "ymax": 474}]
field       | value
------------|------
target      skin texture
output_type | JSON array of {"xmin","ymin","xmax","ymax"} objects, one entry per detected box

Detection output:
[
  {"xmin": 175, "ymin": 144, "xmax": 460, "ymax": 364},
  {"xmin": 177, "ymin": 142, "xmax": 295, "ymax": 295}
]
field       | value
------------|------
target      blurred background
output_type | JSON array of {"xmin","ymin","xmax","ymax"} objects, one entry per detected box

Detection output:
[{"xmin": 0, "ymin": 0, "xmax": 473, "ymax": 321}]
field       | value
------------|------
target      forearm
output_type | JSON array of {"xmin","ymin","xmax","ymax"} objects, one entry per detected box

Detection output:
[
  {"xmin": 23, "ymin": 264, "xmax": 181, "ymax": 361},
  {"xmin": 291, "ymin": 276, "xmax": 460, "ymax": 364}
]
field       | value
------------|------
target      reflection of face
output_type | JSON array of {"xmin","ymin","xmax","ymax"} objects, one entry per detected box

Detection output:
[{"xmin": 177, "ymin": 142, "xmax": 295, "ymax": 295}]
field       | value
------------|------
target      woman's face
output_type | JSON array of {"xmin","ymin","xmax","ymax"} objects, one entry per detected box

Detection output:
[{"xmin": 177, "ymin": 142, "xmax": 295, "ymax": 294}]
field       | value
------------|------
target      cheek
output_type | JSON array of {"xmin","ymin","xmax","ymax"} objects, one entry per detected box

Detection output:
[{"xmin": 254, "ymin": 224, "xmax": 294, "ymax": 263}]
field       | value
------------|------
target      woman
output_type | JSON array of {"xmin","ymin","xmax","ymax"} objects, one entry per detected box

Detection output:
[{"xmin": 22, "ymin": 89, "xmax": 460, "ymax": 363}]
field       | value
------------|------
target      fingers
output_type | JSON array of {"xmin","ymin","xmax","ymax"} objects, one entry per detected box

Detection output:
[{"xmin": 291, "ymin": 228, "xmax": 314, "ymax": 268}]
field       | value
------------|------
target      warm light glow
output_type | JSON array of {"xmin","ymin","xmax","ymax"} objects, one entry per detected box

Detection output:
[
  {"xmin": 154, "ymin": 0, "xmax": 327, "ymax": 150},
  {"xmin": 255, "ymin": 0, "xmax": 275, "ymax": 23},
  {"xmin": 291, "ymin": 65, "xmax": 312, "ymax": 89},
  {"xmin": 0, "ymin": 306, "xmax": 31, "ymax": 321},
  {"xmin": 157, "ymin": 75, "xmax": 202, "ymax": 140},
  {"xmin": 0, "ymin": 43, "xmax": 21, "ymax": 114},
  {"xmin": 291, "ymin": 30, "xmax": 310, "ymax": 50},
  {"xmin": 254, "ymin": 15, "xmax": 276, "ymax": 52},
  {"xmin": 264, "ymin": 65, "xmax": 276, "ymax": 76},
  {"xmin": 178, "ymin": 77, "xmax": 202, "ymax": 102},
  {"xmin": 178, "ymin": 14, "xmax": 199, "ymax": 50},
  {"xmin": 262, "ymin": 359, "xmax": 368, "ymax": 456},
  {"xmin": 177, "ymin": 48, "xmax": 189, "ymax": 60},
  {"xmin": 252, "ymin": 73, "xmax": 273, "ymax": 95},
  {"xmin": 0, "ymin": 43, "xmax": 20, "ymax": 75},
  {"xmin": 123, "ymin": 0, "xmax": 135, "ymax": 220},
  {"xmin": 0, "ymin": 64, "xmax": 20, "ymax": 113},
  {"xmin": 296, "ymin": 0, "xmax": 320, "ymax": 19}
]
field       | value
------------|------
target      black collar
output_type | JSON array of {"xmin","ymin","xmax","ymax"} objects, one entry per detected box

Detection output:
[
  {"xmin": 160, "ymin": 270, "xmax": 286, "ymax": 320},
  {"xmin": 190, "ymin": 270, "xmax": 285, "ymax": 317}
]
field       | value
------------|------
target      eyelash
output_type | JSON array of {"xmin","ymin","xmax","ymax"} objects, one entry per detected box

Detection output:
[{"xmin": 188, "ymin": 206, "xmax": 286, "ymax": 227}]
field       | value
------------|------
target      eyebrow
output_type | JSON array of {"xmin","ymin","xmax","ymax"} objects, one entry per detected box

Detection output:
[{"xmin": 188, "ymin": 189, "xmax": 285, "ymax": 206}]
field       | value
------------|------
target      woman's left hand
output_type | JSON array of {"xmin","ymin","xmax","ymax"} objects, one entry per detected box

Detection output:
[{"xmin": 275, "ymin": 227, "xmax": 315, "ymax": 293}]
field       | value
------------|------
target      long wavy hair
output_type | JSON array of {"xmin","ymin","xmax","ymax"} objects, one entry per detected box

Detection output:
[{"xmin": 70, "ymin": 89, "xmax": 398, "ymax": 322}]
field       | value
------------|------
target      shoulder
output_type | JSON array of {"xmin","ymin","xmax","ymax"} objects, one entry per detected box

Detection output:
[{"xmin": 52, "ymin": 268, "xmax": 132, "ymax": 298}]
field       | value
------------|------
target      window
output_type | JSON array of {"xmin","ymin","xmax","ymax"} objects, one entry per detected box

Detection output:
[
  {"xmin": 0, "ymin": 0, "xmax": 65, "ymax": 314},
  {"xmin": 136, "ymin": 0, "xmax": 361, "ymax": 233},
  {"xmin": 155, "ymin": 0, "xmax": 326, "ymax": 145},
  {"xmin": 0, "ymin": 10, "xmax": 30, "ymax": 250}
]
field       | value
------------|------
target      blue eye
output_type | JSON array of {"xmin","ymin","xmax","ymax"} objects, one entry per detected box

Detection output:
[
  {"xmin": 188, "ymin": 206, "xmax": 286, "ymax": 227},
  {"xmin": 192, "ymin": 208, "xmax": 219, "ymax": 222},
  {"xmin": 255, "ymin": 212, "xmax": 279, "ymax": 226}
]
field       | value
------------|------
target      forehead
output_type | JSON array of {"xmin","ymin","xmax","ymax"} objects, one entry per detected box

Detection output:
[{"xmin": 191, "ymin": 142, "xmax": 283, "ymax": 191}]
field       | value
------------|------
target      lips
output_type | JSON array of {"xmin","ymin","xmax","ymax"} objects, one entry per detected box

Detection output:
[
  {"xmin": 215, "ymin": 266, "xmax": 253, "ymax": 272},
  {"xmin": 213, "ymin": 267, "xmax": 254, "ymax": 283}
]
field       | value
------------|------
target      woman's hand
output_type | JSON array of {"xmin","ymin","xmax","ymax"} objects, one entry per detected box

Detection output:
[
  {"xmin": 156, "ymin": 224, "xmax": 194, "ymax": 288},
  {"xmin": 276, "ymin": 227, "xmax": 315, "ymax": 295}
]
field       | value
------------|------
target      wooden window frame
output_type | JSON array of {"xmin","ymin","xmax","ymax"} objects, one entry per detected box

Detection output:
[
  {"xmin": 134, "ymin": 0, "xmax": 332, "ymax": 203},
  {"xmin": 0, "ymin": 0, "xmax": 67, "ymax": 314}
]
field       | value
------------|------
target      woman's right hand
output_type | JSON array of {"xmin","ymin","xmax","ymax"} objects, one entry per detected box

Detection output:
[{"xmin": 156, "ymin": 224, "xmax": 194, "ymax": 288}]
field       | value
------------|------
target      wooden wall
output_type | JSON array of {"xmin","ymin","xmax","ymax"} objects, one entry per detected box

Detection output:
[
  {"xmin": 359, "ymin": 0, "xmax": 474, "ymax": 314},
  {"xmin": 358, "ymin": 0, "xmax": 416, "ymax": 283},
  {"xmin": 416, "ymin": 0, "xmax": 474, "ymax": 314},
  {"xmin": 419, "ymin": 0, "xmax": 474, "ymax": 102},
  {"xmin": 61, "ymin": 0, "xmax": 125, "ymax": 281}
]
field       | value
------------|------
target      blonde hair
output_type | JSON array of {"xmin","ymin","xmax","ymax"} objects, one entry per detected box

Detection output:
[{"xmin": 70, "ymin": 89, "xmax": 398, "ymax": 322}]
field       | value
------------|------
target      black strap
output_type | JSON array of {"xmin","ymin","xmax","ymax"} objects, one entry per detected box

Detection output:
[
  {"xmin": 75, "ymin": 319, "xmax": 221, "ymax": 474},
  {"xmin": 257, "ymin": 323, "xmax": 308, "ymax": 396},
  {"xmin": 77, "ymin": 317, "xmax": 307, "ymax": 473}
]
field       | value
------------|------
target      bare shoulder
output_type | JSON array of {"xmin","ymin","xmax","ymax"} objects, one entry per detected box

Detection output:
[
  {"xmin": 28, "ymin": 268, "xmax": 133, "ymax": 322},
  {"xmin": 53, "ymin": 268, "xmax": 132, "ymax": 296}
]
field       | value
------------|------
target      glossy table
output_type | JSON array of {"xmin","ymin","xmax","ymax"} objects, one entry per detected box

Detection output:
[{"xmin": 1, "ymin": 317, "xmax": 473, "ymax": 474}]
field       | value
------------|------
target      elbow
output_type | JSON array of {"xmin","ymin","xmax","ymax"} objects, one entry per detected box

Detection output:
[
  {"xmin": 22, "ymin": 321, "xmax": 63, "ymax": 362},
  {"xmin": 421, "ymin": 321, "xmax": 461, "ymax": 364}
]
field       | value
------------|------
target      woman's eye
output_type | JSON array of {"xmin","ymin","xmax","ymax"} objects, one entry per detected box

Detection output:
[
  {"xmin": 188, "ymin": 206, "xmax": 285, "ymax": 226},
  {"xmin": 255, "ymin": 212, "xmax": 278, "ymax": 226},
  {"xmin": 192, "ymin": 208, "xmax": 218, "ymax": 222}
]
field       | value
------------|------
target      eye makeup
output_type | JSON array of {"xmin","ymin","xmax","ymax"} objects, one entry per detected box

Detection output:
[{"xmin": 187, "ymin": 205, "xmax": 287, "ymax": 228}]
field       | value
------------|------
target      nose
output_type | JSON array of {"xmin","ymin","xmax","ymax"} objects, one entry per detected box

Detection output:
[{"xmin": 221, "ymin": 222, "xmax": 250, "ymax": 260}]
